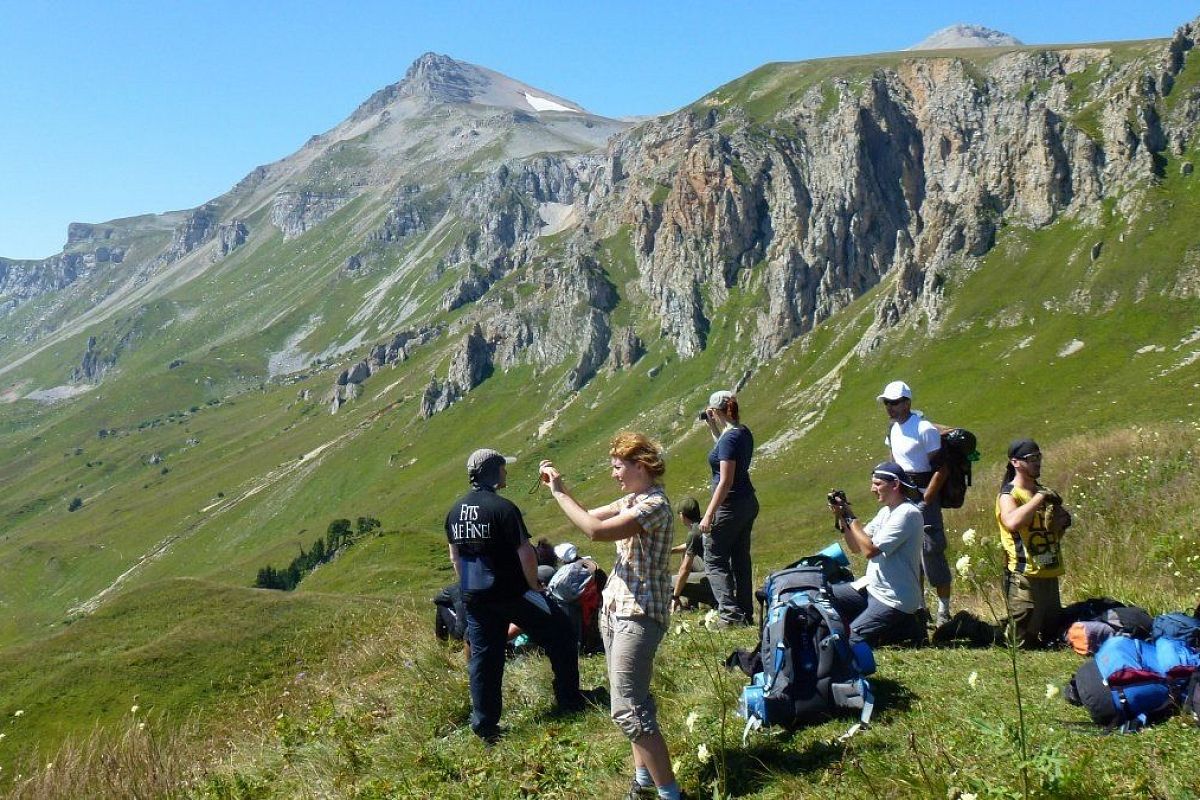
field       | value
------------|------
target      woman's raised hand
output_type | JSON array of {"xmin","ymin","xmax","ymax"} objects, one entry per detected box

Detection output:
[{"xmin": 538, "ymin": 460, "xmax": 564, "ymax": 492}]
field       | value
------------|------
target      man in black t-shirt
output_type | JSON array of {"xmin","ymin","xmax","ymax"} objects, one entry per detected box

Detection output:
[{"xmin": 446, "ymin": 448, "xmax": 584, "ymax": 743}]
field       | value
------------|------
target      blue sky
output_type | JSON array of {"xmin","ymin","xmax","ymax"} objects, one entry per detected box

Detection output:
[{"xmin": 3, "ymin": 0, "xmax": 1197, "ymax": 259}]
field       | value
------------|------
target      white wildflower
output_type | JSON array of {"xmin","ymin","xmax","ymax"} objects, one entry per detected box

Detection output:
[
  {"xmin": 1045, "ymin": 683, "xmax": 1060, "ymax": 700},
  {"xmin": 130, "ymin": 704, "xmax": 140, "ymax": 715},
  {"xmin": 12, "ymin": 710, "xmax": 23, "ymax": 718},
  {"xmin": 702, "ymin": 609, "xmax": 720, "ymax": 629},
  {"xmin": 961, "ymin": 528, "xmax": 977, "ymax": 546},
  {"xmin": 961, "ymin": 794, "xmax": 978, "ymax": 800},
  {"xmin": 685, "ymin": 710, "xmax": 699, "ymax": 733},
  {"xmin": 138, "ymin": 722, "xmax": 146, "ymax": 731},
  {"xmin": 955, "ymin": 554, "xmax": 973, "ymax": 578},
  {"xmin": 697, "ymin": 743, "xmax": 711, "ymax": 764},
  {"xmin": 967, "ymin": 671, "xmax": 979, "ymax": 689}
]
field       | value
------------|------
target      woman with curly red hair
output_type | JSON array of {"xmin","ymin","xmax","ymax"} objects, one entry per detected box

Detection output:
[{"xmin": 540, "ymin": 431, "xmax": 680, "ymax": 800}]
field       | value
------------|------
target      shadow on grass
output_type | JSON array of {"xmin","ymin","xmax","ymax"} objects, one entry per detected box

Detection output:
[
  {"xmin": 717, "ymin": 677, "xmax": 914, "ymax": 796},
  {"xmin": 722, "ymin": 734, "xmax": 891, "ymax": 797},
  {"xmin": 868, "ymin": 675, "xmax": 917, "ymax": 717}
]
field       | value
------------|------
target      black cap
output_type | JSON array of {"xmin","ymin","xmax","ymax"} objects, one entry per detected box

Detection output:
[{"xmin": 1008, "ymin": 439, "xmax": 1040, "ymax": 460}]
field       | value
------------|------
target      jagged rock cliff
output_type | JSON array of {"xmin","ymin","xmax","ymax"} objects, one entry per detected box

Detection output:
[{"xmin": 404, "ymin": 21, "xmax": 1200, "ymax": 416}]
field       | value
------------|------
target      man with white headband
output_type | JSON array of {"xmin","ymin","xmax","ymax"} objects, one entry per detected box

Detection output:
[{"xmin": 827, "ymin": 461, "xmax": 926, "ymax": 647}]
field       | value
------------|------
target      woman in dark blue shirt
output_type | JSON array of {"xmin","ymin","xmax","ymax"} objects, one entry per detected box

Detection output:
[{"xmin": 699, "ymin": 390, "xmax": 758, "ymax": 625}]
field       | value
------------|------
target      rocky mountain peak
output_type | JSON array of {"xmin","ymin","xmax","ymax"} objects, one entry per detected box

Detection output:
[
  {"xmin": 909, "ymin": 24, "xmax": 1023, "ymax": 50},
  {"xmin": 346, "ymin": 52, "xmax": 591, "ymax": 123},
  {"xmin": 402, "ymin": 52, "xmax": 487, "ymax": 103}
]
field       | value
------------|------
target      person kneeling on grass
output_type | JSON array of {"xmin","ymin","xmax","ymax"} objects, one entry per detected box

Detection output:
[
  {"xmin": 827, "ymin": 461, "xmax": 927, "ymax": 647},
  {"xmin": 996, "ymin": 438, "xmax": 1072, "ymax": 649},
  {"xmin": 539, "ymin": 432, "xmax": 681, "ymax": 800},
  {"xmin": 671, "ymin": 496, "xmax": 716, "ymax": 612}
]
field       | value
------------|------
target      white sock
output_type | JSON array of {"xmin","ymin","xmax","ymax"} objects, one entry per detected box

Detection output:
[
  {"xmin": 938, "ymin": 597, "xmax": 951, "ymax": 615},
  {"xmin": 635, "ymin": 767, "xmax": 654, "ymax": 788}
]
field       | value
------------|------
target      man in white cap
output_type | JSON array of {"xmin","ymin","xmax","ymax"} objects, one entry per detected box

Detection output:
[
  {"xmin": 446, "ymin": 448, "xmax": 588, "ymax": 743},
  {"xmin": 878, "ymin": 380, "xmax": 953, "ymax": 626}
]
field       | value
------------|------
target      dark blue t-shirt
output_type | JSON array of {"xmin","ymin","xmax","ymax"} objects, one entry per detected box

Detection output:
[
  {"xmin": 708, "ymin": 425, "xmax": 755, "ymax": 495},
  {"xmin": 445, "ymin": 487, "xmax": 530, "ymax": 602}
]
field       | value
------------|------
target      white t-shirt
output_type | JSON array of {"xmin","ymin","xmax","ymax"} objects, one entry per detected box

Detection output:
[
  {"xmin": 886, "ymin": 413, "xmax": 941, "ymax": 473},
  {"xmin": 862, "ymin": 503, "xmax": 924, "ymax": 613}
]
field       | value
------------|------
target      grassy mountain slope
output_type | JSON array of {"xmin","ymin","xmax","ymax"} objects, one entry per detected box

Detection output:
[{"xmin": 0, "ymin": 31, "xmax": 1199, "ymax": 797}]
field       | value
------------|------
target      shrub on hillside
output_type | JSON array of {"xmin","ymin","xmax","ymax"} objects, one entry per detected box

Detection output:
[{"xmin": 254, "ymin": 517, "xmax": 377, "ymax": 591}]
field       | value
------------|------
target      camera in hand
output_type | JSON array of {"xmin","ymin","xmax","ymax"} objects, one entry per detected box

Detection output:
[
  {"xmin": 827, "ymin": 489, "xmax": 848, "ymax": 508},
  {"xmin": 1041, "ymin": 488, "xmax": 1062, "ymax": 506},
  {"xmin": 697, "ymin": 409, "xmax": 709, "ymax": 421}
]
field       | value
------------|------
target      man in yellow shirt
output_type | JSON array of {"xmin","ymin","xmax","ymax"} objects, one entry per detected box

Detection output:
[{"xmin": 995, "ymin": 439, "xmax": 1072, "ymax": 648}]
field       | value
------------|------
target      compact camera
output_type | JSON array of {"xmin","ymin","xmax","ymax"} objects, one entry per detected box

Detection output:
[
  {"xmin": 827, "ymin": 489, "xmax": 848, "ymax": 508},
  {"xmin": 697, "ymin": 409, "xmax": 709, "ymax": 421}
]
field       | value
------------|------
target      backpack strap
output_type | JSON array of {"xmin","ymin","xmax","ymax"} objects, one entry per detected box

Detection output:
[{"xmin": 837, "ymin": 679, "xmax": 875, "ymax": 742}]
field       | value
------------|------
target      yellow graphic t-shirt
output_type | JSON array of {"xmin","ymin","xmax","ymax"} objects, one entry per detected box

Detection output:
[{"xmin": 995, "ymin": 484, "xmax": 1065, "ymax": 578}]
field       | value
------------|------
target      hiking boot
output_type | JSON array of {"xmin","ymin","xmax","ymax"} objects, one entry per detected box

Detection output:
[
  {"xmin": 473, "ymin": 724, "xmax": 508, "ymax": 746},
  {"xmin": 555, "ymin": 686, "xmax": 609, "ymax": 715},
  {"xmin": 623, "ymin": 778, "xmax": 656, "ymax": 799}
]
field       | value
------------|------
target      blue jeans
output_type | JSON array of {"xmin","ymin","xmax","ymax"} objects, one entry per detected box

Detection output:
[{"xmin": 464, "ymin": 591, "xmax": 580, "ymax": 739}]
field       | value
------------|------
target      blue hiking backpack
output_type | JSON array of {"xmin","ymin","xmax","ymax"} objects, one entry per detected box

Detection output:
[
  {"xmin": 733, "ymin": 562, "xmax": 875, "ymax": 741},
  {"xmin": 1066, "ymin": 611, "xmax": 1200, "ymax": 732}
]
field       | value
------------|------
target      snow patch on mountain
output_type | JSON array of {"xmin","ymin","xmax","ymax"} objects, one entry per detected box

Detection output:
[{"xmin": 524, "ymin": 92, "xmax": 577, "ymax": 113}]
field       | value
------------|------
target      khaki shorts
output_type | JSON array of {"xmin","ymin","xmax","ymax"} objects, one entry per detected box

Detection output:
[{"xmin": 600, "ymin": 613, "xmax": 665, "ymax": 741}]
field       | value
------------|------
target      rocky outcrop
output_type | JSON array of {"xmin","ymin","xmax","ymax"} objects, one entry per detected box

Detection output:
[
  {"xmin": 371, "ymin": 185, "xmax": 429, "ymax": 243},
  {"xmin": 420, "ymin": 324, "xmax": 493, "ymax": 417},
  {"xmin": 325, "ymin": 326, "xmax": 439, "ymax": 413},
  {"xmin": 270, "ymin": 191, "xmax": 352, "ymax": 240},
  {"xmin": 214, "ymin": 219, "xmax": 249, "ymax": 260},
  {"xmin": 440, "ymin": 155, "xmax": 593, "ymax": 312},
  {"xmin": 609, "ymin": 326, "xmax": 645, "ymax": 369},
  {"xmin": 70, "ymin": 329, "xmax": 135, "ymax": 384},
  {"xmin": 163, "ymin": 206, "xmax": 218, "ymax": 262}
]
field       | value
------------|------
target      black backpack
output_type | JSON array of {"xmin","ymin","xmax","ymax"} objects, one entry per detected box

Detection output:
[
  {"xmin": 433, "ymin": 584, "xmax": 466, "ymax": 641},
  {"xmin": 733, "ymin": 563, "xmax": 875, "ymax": 739},
  {"xmin": 1185, "ymin": 673, "xmax": 1200, "ymax": 726},
  {"xmin": 937, "ymin": 428, "xmax": 979, "ymax": 509}
]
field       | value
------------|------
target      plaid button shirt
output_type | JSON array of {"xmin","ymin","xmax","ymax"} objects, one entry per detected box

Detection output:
[{"xmin": 602, "ymin": 487, "xmax": 673, "ymax": 625}]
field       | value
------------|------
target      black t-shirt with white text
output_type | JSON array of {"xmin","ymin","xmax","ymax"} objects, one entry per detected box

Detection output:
[{"xmin": 445, "ymin": 487, "xmax": 530, "ymax": 602}]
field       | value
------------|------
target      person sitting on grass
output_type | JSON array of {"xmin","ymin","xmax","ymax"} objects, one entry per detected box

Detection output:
[
  {"xmin": 827, "ymin": 461, "xmax": 927, "ymax": 648},
  {"xmin": 671, "ymin": 496, "xmax": 716, "ymax": 612}
]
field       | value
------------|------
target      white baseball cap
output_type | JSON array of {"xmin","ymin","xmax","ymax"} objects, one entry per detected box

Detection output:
[
  {"xmin": 707, "ymin": 389, "xmax": 734, "ymax": 408},
  {"xmin": 877, "ymin": 381, "xmax": 912, "ymax": 402},
  {"xmin": 554, "ymin": 542, "xmax": 579, "ymax": 563}
]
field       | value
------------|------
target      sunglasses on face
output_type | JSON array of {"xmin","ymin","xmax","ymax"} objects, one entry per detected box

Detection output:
[
  {"xmin": 1017, "ymin": 453, "xmax": 1042, "ymax": 463},
  {"xmin": 883, "ymin": 398, "xmax": 907, "ymax": 406}
]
